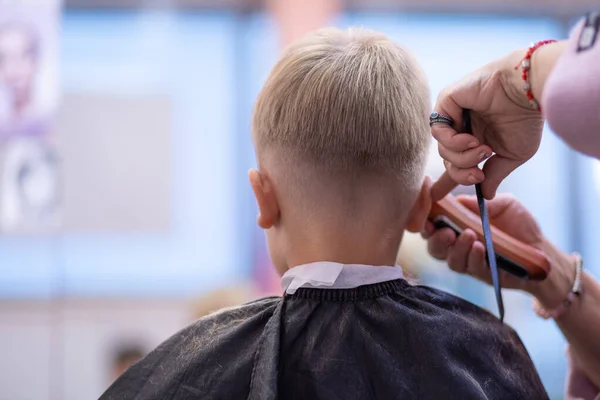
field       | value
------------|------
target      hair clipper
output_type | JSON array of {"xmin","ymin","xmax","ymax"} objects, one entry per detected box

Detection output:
[{"xmin": 428, "ymin": 195, "xmax": 550, "ymax": 280}]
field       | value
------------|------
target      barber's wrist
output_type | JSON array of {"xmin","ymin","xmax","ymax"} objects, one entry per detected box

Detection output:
[
  {"xmin": 500, "ymin": 49, "xmax": 535, "ymax": 110},
  {"xmin": 527, "ymin": 238, "xmax": 575, "ymax": 309},
  {"xmin": 500, "ymin": 41, "xmax": 567, "ymax": 112}
]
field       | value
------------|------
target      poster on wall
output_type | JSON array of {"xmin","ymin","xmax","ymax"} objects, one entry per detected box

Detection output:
[{"xmin": 0, "ymin": 0, "xmax": 61, "ymax": 234}]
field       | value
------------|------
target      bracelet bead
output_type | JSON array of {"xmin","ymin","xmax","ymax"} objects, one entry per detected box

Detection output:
[{"xmin": 514, "ymin": 39, "xmax": 558, "ymax": 112}]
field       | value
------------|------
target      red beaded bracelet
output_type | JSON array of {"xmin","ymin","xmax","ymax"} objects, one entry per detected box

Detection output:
[{"xmin": 514, "ymin": 39, "xmax": 558, "ymax": 112}]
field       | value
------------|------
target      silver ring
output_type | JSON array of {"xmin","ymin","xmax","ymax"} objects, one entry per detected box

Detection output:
[{"xmin": 429, "ymin": 112, "xmax": 454, "ymax": 127}]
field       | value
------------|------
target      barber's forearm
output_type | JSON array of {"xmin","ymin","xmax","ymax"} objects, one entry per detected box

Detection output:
[
  {"xmin": 529, "ymin": 240, "xmax": 600, "ymax": 388},
  {"xmin": 556, "ymin": 272, "xmax": 600, "ymax": 388},
  {"xmin": 529, "ymin": 41, "xmax": 568, "ymax": 104}
]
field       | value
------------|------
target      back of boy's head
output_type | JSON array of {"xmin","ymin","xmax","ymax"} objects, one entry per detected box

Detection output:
[{"xmin": 252, "ymin": 27, "xmax": 431, "ymax": 226}]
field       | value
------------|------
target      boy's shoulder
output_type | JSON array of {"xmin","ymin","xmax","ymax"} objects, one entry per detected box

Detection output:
[
  {"xmin": 100, "ymin": 296, "xmax": 282, "ymax": 400},
  {"xmin": 408, "ymin": 283, "xmax": 544, "ymax": 387},
  {"xmin": 408, "ymin": 282, "xmax": 524, "ymax": 341},
  {"xmin": 412, "ymin": 282, "xmax": 501, "ymax": 316}
]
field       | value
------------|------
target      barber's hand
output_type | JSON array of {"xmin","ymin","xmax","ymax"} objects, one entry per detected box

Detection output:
[
  {"xmin": 431, "ymin": 51, "xmax": 545, "ymax": 201},
  {"xmin": 424, "ymin": 194, "xmax": 577, "ymax": 309},
  {"xmin": 423, "ymin": 194, "xmax": 544, "ymax": 292}
]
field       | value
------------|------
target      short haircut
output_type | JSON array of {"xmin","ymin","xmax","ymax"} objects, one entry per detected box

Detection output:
[{"xmin": 252, "ymin": 28, "xmax": 431, "ymax": 218}]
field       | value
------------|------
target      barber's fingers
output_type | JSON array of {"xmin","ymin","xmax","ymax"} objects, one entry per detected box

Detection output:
[
  {"xmin": 430, "ymin": 166, "xmax": 482, "ymax": 202},
  {"xmin": 447, "ymin": 229, "xmax": 476, "ymax": 274},
  {"xmin": 430, "ymin": 172, "xmax": 457, "ymax": 202},
  {"xmin": 432, "ymin": 83, "xmax": 472, "ymax": 136},
  {"xmin": 433, "ymin": 155, "xmax": 522, "ymax": 202},
  {"xmin": 426, "ymin": 228, "xmax": 456, "ymax": 260},
  {"xmin": 465, "ymin": 241, "xmax": 489, "ymax": 281},
  {"xmin": 431, "ymin": 229, "xmax": 495, "ymax": 285},
  {"xmin": 444, "ymin": 160, "xmax": 485, "ymax": 186},
  {"xmin": 431, "ymin": 85, "xmax": 475, "ymax": 153},
  {"xmin": 480, "ymin": 155, "xmax": 522, "ymax": 200},
  {"xmin": 465, "ymin": 241, "xmax": 518, "ymax": 287},
  {"xmin": 421, "ymin": 220, "xmax": 435, "ymax": 239},
  {"xmin": 426, "ymin": 226, "xmax": 520, "ymax": 289},
  {"xmin": 432, "ymin": 79, "xmax": 485, "ymax": 150},
  {"xmin": 437, "ymin": 142, "xmax": 492, "ymax": 169},
  {"xmin": 431, "ymin": 124, "xmax": 482, "ymax": 152}
]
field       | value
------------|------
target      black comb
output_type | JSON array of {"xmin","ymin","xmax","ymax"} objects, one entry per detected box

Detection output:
[{"xmin": 463, "ymin": 109, "xmax": 505, "ymax": 322}]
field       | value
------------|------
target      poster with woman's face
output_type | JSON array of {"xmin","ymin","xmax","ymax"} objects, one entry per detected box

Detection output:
[
  {"xmin": 0, "ymin": 0, "xmax": 60, "ymax": 135},
  {"xmin": 0, "ymin": 0, "xmax": 61, "ymax": 234}
]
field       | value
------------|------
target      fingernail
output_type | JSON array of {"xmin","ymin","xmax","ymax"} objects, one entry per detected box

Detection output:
[
  {"xmin": 468, "ymin": 142, "xmax": 478, "ymax": 148},
  {"xmin": 467, "ymin": 175, "xmax": 479, "ymax": 184},
  {"xmin": 479, "ymin": 152, "xmax": 490, "ymax": 161}
]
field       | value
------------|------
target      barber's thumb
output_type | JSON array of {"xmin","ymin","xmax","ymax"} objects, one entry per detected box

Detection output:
[
  {"xmin": 456, "ymin": 195, "xmax": 479, "ymax": 215},
  {"xmin": 480, "ymin": 155, "xmax": 520, "ymax": 199},
  {"xmin": 458, "ymin": 193, "xmax": 515, "ymax": 219}
]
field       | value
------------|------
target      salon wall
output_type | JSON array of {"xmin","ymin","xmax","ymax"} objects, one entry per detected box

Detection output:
[
  {"xmin": 0, "ymin": 298, "xmax": 192, "ymax": 400},
  {"xmin": 0, "ymin": 11, "xmax": 243, "ymax": 299}
]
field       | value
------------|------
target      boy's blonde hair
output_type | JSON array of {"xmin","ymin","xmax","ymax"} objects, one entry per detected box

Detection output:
[{"xmin": 252, "ymin": 27, "xmax": 431, "ymax": 220}]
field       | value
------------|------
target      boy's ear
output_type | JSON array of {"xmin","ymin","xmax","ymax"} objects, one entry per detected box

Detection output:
[
  {"xmin": 248, "ymin": 168, "xmax": 280, "ymax": 229},
  {"xmin": 406, "ymin": 176, "xmax": 432, "ymax": 233}
]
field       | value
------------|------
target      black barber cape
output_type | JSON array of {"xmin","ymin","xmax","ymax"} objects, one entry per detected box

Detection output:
[{"xmin": 101, "ymin": 279, "xmax": 548, "ymax": 400}]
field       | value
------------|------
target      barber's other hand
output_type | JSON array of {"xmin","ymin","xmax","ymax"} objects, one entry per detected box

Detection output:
[
  {"xmin": 423, "ymin": 194, "xmax": 544, "ymax": 292},
  {"xmin": 423, "ymin": 194, "xmax": 576, "ymax": 308},
  {"xmin": 431, "ymin": 51, "xmax": 544, "ymax": 201}
]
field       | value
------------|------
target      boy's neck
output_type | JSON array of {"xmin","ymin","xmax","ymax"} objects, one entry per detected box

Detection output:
[{"xmin": 285, "ymin": 230, "xmax": 404, "ymax": 270}]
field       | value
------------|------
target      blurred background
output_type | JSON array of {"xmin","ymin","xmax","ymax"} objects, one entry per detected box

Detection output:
[{"xmin": 0, "ymin": 0, "xmax": 598, "ymax": 399}]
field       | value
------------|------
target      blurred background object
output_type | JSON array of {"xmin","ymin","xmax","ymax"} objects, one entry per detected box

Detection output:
[
  {"xmin": 0, "ymin": 1, "xmax": 61, "ymax": 235},
  {"xmin": 0, "ymin": 0, "xmax": 597, "ymax": 398},
  {"xmin": 191, "ymin": 284, "xmax": 258, "ymax": 319},
  {"xmin": 109, "ymin": 342, "xmax": 147, "ymax": 383}
]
